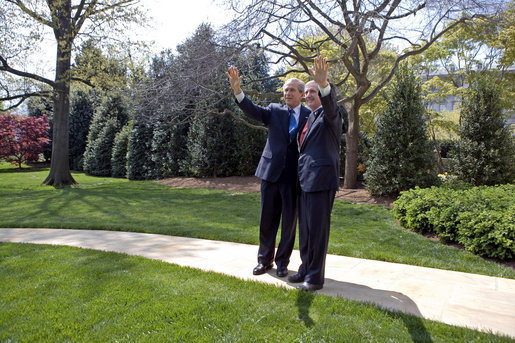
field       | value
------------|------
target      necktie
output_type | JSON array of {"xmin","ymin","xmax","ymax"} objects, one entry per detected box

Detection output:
[
  {"xmin": 299, "ymin": 120, "xmax": 309, "ymax": 146},
  {"xmin": 288, "ymin": 109, "xmax": 297, "ymax": 143}
]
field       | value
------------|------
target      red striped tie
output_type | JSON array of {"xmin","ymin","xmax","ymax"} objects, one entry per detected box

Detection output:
[{"xmin": 299, "ymin": 120, "xmax": 308, "ymax": 146}]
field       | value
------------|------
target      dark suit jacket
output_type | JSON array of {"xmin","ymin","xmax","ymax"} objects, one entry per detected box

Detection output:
[
  {"xmin": 237, "ymin": 96, "xmax": 310, "ymax": 183},
  {"xmin": 298, "ymin": 87, "xmax": 345, "ymax": 192}
]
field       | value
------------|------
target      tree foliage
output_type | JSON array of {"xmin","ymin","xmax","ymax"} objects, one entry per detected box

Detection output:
[
  {"xmin": 0, "ymin": 0, "xmax": 146, "ymax": 186},
  {"xmin": 69, "ymin": 90, "xmax": 97, "ymax": 171},
  {"xmin": 449, "ymin": 75, "xmax": 515, "ymax": 185},
  {"xmin": 127, "ymin": 112, "xmax": 156, "ymax": 180},
  {"xmin": 111, "ymin": 124, "xmax": 130, "ymax": 178},
  {"xmin": 223, "ymin": 0, "xmax": 508, "ymax": 188},
  {"xmin": 130, "ymin": 24, "xmax": 267, "ymax": 179},
  {"xmin": 365, "ymin": 65, "xmax": 438, "ymax": 195},
  {"xmin": 83, "ymin": 92, "xmax": 130, "ymax": 176},
  {"xmin": 0, "ymin": 113, "xmax": 50, "ymax": 168}
]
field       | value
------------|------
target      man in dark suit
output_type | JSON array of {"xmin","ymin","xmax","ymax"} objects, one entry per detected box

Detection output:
[
  {"xmin": 288, "ymin": 56, "xmax": 345, "ymax": 291},
  {"xmin": 226, "ymin": 66, "xmax": 310, "ymax": 277}
]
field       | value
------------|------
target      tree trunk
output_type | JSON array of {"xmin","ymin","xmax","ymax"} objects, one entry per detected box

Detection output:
[
  {"xmin": 343, "ymin": 103, "xmax": 359, "ymax": 189},
  {"xmin": 343, "ymin": 49, "xmax": 366, "ymax": 189},
  {"xmin": 43, "ymin": 1, "xmax": 76, "ymax": 186}
]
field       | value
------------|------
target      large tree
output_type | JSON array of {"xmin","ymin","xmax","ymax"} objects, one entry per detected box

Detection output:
[
  {"xmin": 0, "ymin": 0, "xmax": 145, "ymax": 186},
  {"xmin": 223, "ymin": 0, "xmax": 508, "ymax": 188}
]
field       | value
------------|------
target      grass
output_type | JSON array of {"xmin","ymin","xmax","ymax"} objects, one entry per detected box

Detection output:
[
  {"xmin": 1, "ymin": 243, "xmax": 513, "ymax": 343},
  {"xmin": 1, "ymin": 163, "xmax": 514, "ymax": 341},
  {"xmin": 0, "ymin": 163, "xmax": 513, "ymax": 279}
]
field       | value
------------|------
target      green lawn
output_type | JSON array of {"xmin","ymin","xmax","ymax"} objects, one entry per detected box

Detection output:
[
  {"xmin": 1, "ymin": 243, "xmax": 513, "ymax": 342},
  {"xmin": 1, "ymin": 163, "xmax": 514, "ymax": 342},
  {"xmin": 0, "ymin": 163, "xmax": 513, "ymax": 279}
]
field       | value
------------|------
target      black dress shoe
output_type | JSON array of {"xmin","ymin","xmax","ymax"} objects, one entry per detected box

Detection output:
[
  {"xmin": 276, "ymin": 266, "xmax": 288, "ymax": 277},
  {"xmin": 253, "ymin": 263, "xmax": 273, "ymax": 275},
  {"xmin": 297, "ymin": 282, "xmax": 323, "ymax": 291},
  {"xmin": 287, "ymin": 272, "xmax": 305, "ymax": 283}
]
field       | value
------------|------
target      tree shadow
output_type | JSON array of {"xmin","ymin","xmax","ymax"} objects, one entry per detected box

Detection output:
[{"xmin": 0, "ymin": 165, "xmax": 49, "ymax": 173}]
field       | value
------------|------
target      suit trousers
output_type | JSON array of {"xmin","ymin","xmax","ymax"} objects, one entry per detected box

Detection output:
[
  {"xmin": 258, "ymin": 179, "xmax": 298, "ymax": 268},
  {"xmin": 297, "ymin": 189, "xmax": 336, "ymax": 285}
]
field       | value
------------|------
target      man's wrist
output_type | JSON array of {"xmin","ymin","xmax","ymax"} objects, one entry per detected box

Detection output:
[
  {"xmin": 319, "ymin": 83, "xmax": 331, "ymax": 97},
  {"xmin": 235, "ymin": 91, "xmax": 245, "ymax": 103}
]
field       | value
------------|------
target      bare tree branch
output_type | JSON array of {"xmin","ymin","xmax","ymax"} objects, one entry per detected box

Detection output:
[
  {"xmin": 362, "ymin": 13, "xmax": 484, "ymax": 104},
  {"xmin": 7, "ymin": 0, "xmax": 53, "ymax": 26},
  {"xmin": 0, "ymin": 56, "xmax": 55, "ymax": 87},
  {"xmin": 0, "ymin": 90, "xmax": 52, "ymax": 111}
]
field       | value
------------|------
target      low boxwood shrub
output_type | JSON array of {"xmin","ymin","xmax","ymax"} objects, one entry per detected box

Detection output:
[
  {"xmin": 393, "ymin": 184, "xmax": 515, "ymax": 259},
  {"xmin": 393, "ymin": 187, "xmax": 442, "ymax": 234},
  {"xmin": 457, "ymin": 208, "xmax": 514, "ymax": 260}
]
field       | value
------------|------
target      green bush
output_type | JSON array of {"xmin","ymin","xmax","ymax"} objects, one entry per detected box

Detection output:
[
  {"xmin": 435, "ymin": 139, "xmax": 458, "ymax": 159},
  {"xmin": 449, "ymin": 75, "xmax": 515, "ymax": 185},
  {"xmin": 393, "ymin": 184, "xmax": 515, "ymax": 259},
  {"xmin": 365, "ymin": 65, "xmax": 438, "ymax": 195},
  {"xmin": 393, "ymin": 187, "xmax": 438, "ymax": 234},
  {"xmin": 458, "ymin": 208, "xmax": 515, "ymax": 260}
]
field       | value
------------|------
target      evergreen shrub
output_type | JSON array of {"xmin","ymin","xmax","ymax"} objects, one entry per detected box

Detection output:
[
  {"xmin": 111, "ymin": 124, "xmax": 131, "ymax": 178},
  {"xmin": 449, "ymin": 75, "xmax": 515, "ymax": 185},
  {"xmin": 69, "ymin": 90, "xmax": 96, "ymax": 171},
  {"xmin": 393, "ymin": 184, "xmax": 515, "ymax": 259},
  {"xmin": 365, "ymin": 65, "xmax": 438, "ymax": 195}
]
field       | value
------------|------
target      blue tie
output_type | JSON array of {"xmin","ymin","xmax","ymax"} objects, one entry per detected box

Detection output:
[{"xmin": 288, "ymin": 109, "xmax": 297, "ymax": 143}]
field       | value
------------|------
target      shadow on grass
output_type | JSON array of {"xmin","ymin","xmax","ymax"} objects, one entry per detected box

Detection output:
[
  {"xmin": 0, "ymin": 165, "xmax": 49, "ymax": 173},
  {"xmin": 290, "ymin": 277, "xmax": 434, "ymax": 343},
  {"xmin": 295, "ymin": 290, "xmax": 315, "ymax": 327}
]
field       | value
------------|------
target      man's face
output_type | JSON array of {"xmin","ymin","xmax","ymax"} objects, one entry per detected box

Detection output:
[
  {"xmin": 283, "ymin": 80, "xmax": 304, "ymax": 109},
  {"xmin": 305, "ymin": 82, "xmax": 321, "ymax": 111}
]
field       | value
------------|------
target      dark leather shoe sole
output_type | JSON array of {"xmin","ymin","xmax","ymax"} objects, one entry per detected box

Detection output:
[
  {"xmin": 287, "ymin": 273, "xmax": 305, "ymax": 283},
  {"xmin": 253, "ymin": 263, "xmax": 273, "ymax": 275},
  {"xmin": 276, "ymin": 268, "xmax": 288, "ymax": 277},
  {"xmin": 297, "ymin": 282, "xmax": 323, "ymax": 291}
]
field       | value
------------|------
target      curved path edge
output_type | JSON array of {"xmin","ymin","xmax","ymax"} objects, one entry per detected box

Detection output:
[{"xmin": 1, "ymin": 228, "xmax": 514, "ymax": 338}]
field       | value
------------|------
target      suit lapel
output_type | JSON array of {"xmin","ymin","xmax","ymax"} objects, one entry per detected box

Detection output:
[
  {"xmin": 304, "ymin": 108, "xmax": 322, "ymax": 143},
  {"xmin": 281, "ymin": 106, "xmax": 290, "ymax": 137},
  {"xmin": 297, "ymin": 106, "xmax": 310, "ymax": 148}
]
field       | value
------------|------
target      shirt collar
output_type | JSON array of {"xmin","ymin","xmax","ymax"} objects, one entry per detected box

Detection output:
[{"xmin": 289, "ymin": 104, "xmax": 302, "ymax": 120}]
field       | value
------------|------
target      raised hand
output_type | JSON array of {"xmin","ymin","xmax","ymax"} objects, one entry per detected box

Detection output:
[
  {"xmin": 308, "ymin": 55, "xmax": 330, "ymax": 88},
  {"xmin": 226, "ymin": 66, "xmax": 243, "ymax": 95}
]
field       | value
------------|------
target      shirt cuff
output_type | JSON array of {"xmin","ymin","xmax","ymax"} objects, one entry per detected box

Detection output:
[
  {"xmin": 319, "ymin": 84, "xmax": 331, "ymax": 97},
  {"xmin": 235, "ymin": 92, "xmax": 245, "ymax": 103}
]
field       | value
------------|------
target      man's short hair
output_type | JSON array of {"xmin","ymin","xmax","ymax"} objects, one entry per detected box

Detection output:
[
  {"xmin": 284, "ymin": 78, "xmax": 305, "ymax": 93},
  {"xmin": 305, "ymin": 80, "xmax": 318, "ymax": 91}
]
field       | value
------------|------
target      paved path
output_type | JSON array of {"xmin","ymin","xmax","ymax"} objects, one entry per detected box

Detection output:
[{"xmin": 1, "ymin": 228, "xmax": 514, "ymax": 338}]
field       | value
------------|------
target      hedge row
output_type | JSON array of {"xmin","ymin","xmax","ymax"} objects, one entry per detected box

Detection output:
[{"xmin": 393, "ymin": 184, "xmax": 515, "ymax": 260}]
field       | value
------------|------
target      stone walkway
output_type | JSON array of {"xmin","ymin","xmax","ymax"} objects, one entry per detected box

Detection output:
[{"xmin": 1, "ymin": 228, "xmax": 514, "ymax": 338}]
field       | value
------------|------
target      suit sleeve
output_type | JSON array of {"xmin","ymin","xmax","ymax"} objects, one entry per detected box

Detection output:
[
  {"xmin": 236, "ymin": 96, "xmax": 272, "ymax": 126},
  {"xmin": 320, "ymin": 86, "xmax": 344, "ymax": 133}
]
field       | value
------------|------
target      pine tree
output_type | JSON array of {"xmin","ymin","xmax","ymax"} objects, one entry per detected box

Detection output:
[
  {"xmin": 83, "ymin": 92, "xmax": 130, "ymax": 176},
  {"xmin": 365, "ymin": 65, "xmax": 438, "ymax": 195},
  {"xmin": 449, "ymin": 75, "xmax": 515, "ymax": 185},
  {"xmin": 151, "ymin": 114, "xmax": 190, "ymax": 178},
  {"xmin": 69, "ymin": 90, "xmax": 97, "ymax": 171},
  {"xmin": 127, "ymin": 113, "xmax": 156, "ymax": 180},
  {"xmin": 88, "ymin": 119, "xmax": 118, "ymax": 176},
  {"xmin": 183, "ymin": 99, "xmax": 238, "ymax": 177},
  {"xmin": 111, "ymin": 124, "xmax": 131, "ymax": 178}
]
